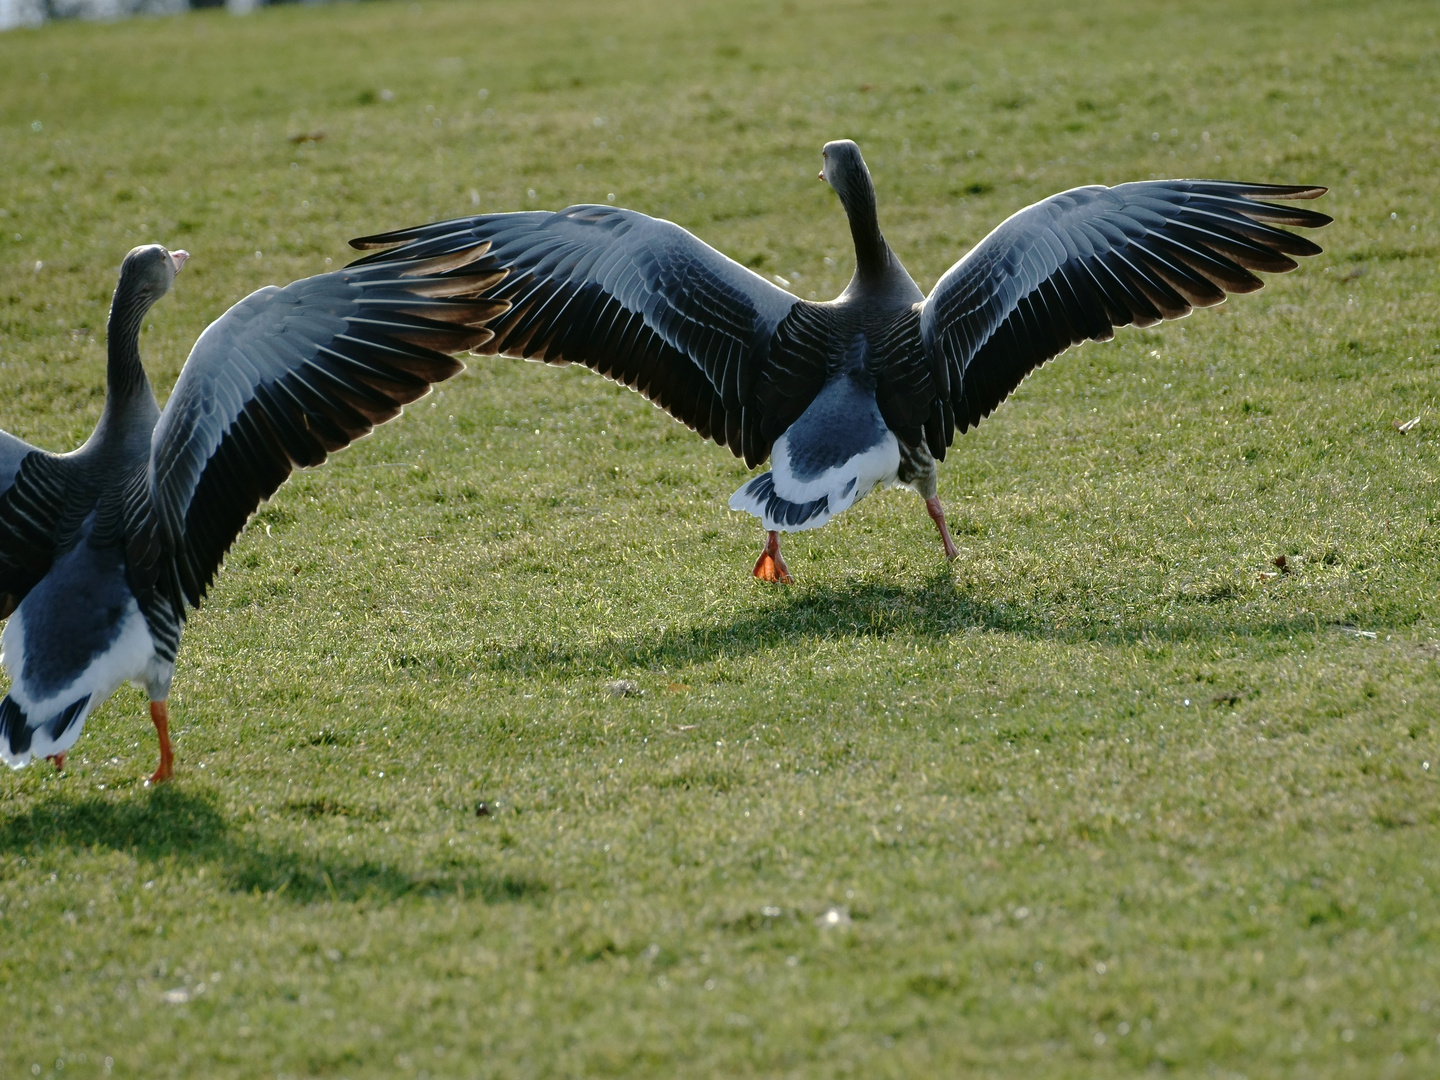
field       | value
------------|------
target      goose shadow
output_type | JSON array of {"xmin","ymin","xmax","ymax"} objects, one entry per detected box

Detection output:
[
  {"xmin": 0, "ymin": 786, "xmax": 544, "ymax": 905},
  {"xmin": 481, "ymin": 569, "xmax": 1320, "ymax": 679}
]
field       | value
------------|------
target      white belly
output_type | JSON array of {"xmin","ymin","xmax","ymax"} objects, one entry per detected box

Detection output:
[{"xmin": 1, "ymin": 595, "xmax": 165, "ymax": 766}]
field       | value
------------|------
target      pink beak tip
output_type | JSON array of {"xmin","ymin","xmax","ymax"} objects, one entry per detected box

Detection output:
[{"xmin": 171, "ymin": 250, "xmax": 190, "ymax": 273}]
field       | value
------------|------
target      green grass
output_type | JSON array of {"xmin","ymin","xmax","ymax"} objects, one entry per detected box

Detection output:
[{"xmin": 1, "ymin": 0, "xmax": 1439, "ymax": 1075}]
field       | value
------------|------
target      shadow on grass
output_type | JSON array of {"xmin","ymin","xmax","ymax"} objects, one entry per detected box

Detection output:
[
  {"xmin": 484, "ymin": 570, "xmax": 1318, "ymax": 678},
  {"xmin": 0, "ymin": 786, "xmax": 545, "ymax": 906}
]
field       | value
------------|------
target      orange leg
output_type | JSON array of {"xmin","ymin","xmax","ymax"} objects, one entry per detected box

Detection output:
[
  {"xmin": 925, "ymin": 496, "xmax": 959, "ymax": 561},
  {"xmin": 146, "ymin": 700, "xmax": 174, "ymax": 785},
  {"xmin": 751, "ymin": 530, "xmax": 794, "ymax": 585},
  {"xmin": 46, "ymin": 752, "xmax": 66, "ymax": 773}
]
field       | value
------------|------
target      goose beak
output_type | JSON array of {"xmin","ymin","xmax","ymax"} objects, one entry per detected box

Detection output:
[
  {"xmin": 817, "ymin": 169, "xmax": 825, "ymax": 180},
  {"xmin": 170, "ymin": 250, "xmax": 189, "ymax": 274}
]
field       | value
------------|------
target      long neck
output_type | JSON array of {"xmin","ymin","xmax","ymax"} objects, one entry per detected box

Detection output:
[
  {"xmin": 839, "ymin": 170, "xmax": 891, "ymax": 282},
  {"xmin": 105, "ymin": 284, "xmax": 154, "ymax": 406}
]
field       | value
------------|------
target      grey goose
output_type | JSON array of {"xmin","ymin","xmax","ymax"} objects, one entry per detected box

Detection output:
[
  {"xmin": 351, "ymin": 139, "xmax": 1330, "ymax": 583},
  {"xmin": 0, "ymin": 240, "xmax": 503, "ymax": 781}
]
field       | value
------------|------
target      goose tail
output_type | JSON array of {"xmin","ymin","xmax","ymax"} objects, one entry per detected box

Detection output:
[
  {"xmin": 729, "ymin": 473, "xmax": 833, "ymax": 533},
  {"xmin": 0, "ymin": 693, "xmax": 92, "ymax": 769}
]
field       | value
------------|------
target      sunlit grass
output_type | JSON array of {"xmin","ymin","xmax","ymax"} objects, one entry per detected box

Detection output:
[{"xmin": 1, "ymin": 0, "xmax": 1439, "ymax": 1076}]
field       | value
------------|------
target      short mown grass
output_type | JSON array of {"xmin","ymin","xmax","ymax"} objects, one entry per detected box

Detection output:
[{"xmin": 2, "ymin": 0, "xmax": 1439, "ymax": 1076}]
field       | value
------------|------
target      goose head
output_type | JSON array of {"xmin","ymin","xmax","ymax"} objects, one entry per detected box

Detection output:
[
  {"xmin": 103, "ymin": 245, "xmax": 189, "ymax": 404},
  {"xmin": 818, "ymin": 139, "xmax": 874, "ymax": 209},
  {"xmin": 114, "ymin": 244, "xmax": 188, "ymax": 315},
  {"xmin": 818, "ymin": 140, "xmax": 913, "ymax": 296}
]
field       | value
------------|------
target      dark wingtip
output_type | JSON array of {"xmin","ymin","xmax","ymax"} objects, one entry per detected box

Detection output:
[
  {"xmin": 1178, "ymin": 180, "xmax": 1331, "ymax": 223},
  {"xmin": 349, "ymin": 228, "xmax": 413, "ymax": 250},
  {"xmin": 1286, "ymin": 233, "xmax": 1327, "ymax": 256},
  {"xmin": 348, "ymin": 217, "xmax": 483, "ymax": 255},
  {"xmin": 1248, "ymin": 200, "xmax": 1333, "ymax": 230},
  {"xmin": 1239, "ymin": 183, "xmax": 1328, "ymax": 201},
  {"xmin": 349, "ymin": 224, "xmax": 431, "ymax": 251},
  {"xmin": 1185, "ymin": 180, "xmax": 1329, "ymax": 200}
]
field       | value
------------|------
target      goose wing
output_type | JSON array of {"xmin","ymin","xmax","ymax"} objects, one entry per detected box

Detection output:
[
  {"xmin": 145, "ymin": 247, "xmax": 505, "ymax": 609},
  {"xmin": 0, "ymin": 431, "xmax": 70, "ymax": 620},
  {"xmin": 350, "ymin": 205, "xmax": 804, "ymax": 468},
  {"xmin": 0, "ymin": 429, "xmax": 40, "ymax": 495},
  {"xmin": 918, "ymin": 180, "xmax": 1331, "ymax": 451}
]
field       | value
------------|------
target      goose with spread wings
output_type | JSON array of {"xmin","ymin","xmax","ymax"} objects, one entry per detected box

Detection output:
[
  {"xmin": 0, "ymin": 240, "xmax": 504, "ymax": 781},
  {"xmin": 352, "ymin": 139, "xmax": 1330, "ymax": 583}
]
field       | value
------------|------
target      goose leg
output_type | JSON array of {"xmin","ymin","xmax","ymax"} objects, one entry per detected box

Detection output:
[
  {"xmin": 146, "ymin": 700, "xmax": 174, "ymax": 785},
  {"xmin": 46, "ymin": 752, "xmax": 66, "ymax": 773},
  {"xmin": 752, "ymin": 530, "xmax": 793, "ymax": 585},
  {"xmin": 899, "ymin": 442, "xmax": 958, "ymax": 561},
  {"xmin": 925, "ymin": 496, "xmax": 959, "ymax": 560}
]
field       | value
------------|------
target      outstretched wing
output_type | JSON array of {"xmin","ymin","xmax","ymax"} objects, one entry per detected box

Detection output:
[
  {"xmin": 350, "ymin": 205, "xmax": 804, "ymax": 468},
  {"xmin": 919, "ymin": 180, "xmax": 1331, "ymax": 447},
  {"xmin": 0, "ymin": 433, "xmax": 71, "ymax": 620},
  {"xmin": 0, "ymin": 430, "xmax": 38, "ymax": 495},
  {"xmin": 147, "ymin": 247, "xmax": 506, "ymax": 608}
]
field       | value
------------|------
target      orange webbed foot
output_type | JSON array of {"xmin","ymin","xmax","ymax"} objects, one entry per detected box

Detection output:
[
  {"xmin": 753, "ymin": 551, "xmax": 794, "ymax": 584},
  {"xmin": 751, "ymin": 531, "xmax": 794, "ymax": 584}
]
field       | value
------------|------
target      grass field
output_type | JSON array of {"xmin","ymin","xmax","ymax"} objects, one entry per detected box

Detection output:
[{"xmin": 2, "ymin": 0, "xmax": 1439, "ymax": 1076}]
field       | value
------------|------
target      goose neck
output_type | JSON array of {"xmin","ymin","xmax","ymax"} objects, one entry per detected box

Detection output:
[
  {"xmin": 840, "ymin": 179, "xmax": 891, "ymax": 282},
  {"xmin": 104, "ymin": 285, "xmax": 155, "ymax": 406}
]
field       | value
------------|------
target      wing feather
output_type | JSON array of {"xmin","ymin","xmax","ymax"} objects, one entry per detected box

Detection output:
[
  {"xmin": 349, "ymin": 205, "xmax": 805, "ymax": 467},
  {"xmin": 0, "ymin": 448, "xmax": 72, "ymax": 619},
  {"xmin": 147, "ymin": 246, "xmax": 502, "ymax": 608},
  {"xmin": 921, "ymin": 180, "xmax": 1329, "ymax": 438}
]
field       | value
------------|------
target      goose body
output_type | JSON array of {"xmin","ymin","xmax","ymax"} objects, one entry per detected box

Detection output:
[
  {"xmin": 732, "ymin": 333, "xmax": 902, "ymax": 533},
  {"xmin": 351, "ymin": 140, "xmax": 1330, "ymax": 582},
  {"xmin": 0, "ymin": 240, "xmax": 503, "ymax": 779},
  {"xmin": 0, "ymin": 513, "xmax": 169, "ymax": 765}
]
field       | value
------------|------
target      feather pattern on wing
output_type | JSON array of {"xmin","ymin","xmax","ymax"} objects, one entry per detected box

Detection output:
[
  {"xmin": 147, "ymin": 251, "xmax": 505, "ymax": 610},
  {"xmin": 0, "ymin": 450, "xmax": 73, "ymax": 620},
  {"xmin": 919, "ymin": 180, "xmax": 1331, "ymax": 444},
  {"xmin": 350, "ymin": 206, "xmax": 803, "ymax": 468},
  {"xmin": 0, "ymin": 429, "xmax": 38, "ymax": 495}
]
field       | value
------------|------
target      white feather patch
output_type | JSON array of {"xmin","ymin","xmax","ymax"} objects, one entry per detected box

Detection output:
[
  {"xmin": 770, "ymin": 426, "xmax": 900, "ymax": 513},
  {"xmin": 728, "ymin": 363, "xmax": 903, "ymax": 533},
  {"xmin": 0, "ymin": 597, "xmax": 166, "ymax": 768},
  {"xmin": 728, "ymin": 428, "xmax": 902, "ymax": 534},
  {"xmin": 728, "ymin": 472, "xmax": 830, "ymax": 533}
]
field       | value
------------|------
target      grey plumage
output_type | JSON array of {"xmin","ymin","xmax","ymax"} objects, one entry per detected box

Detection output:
[
  {"xmin": 351, "ymin": 140, "xmax": 1330, "ymax": 580},
  {"xmin": 0, "ymin": 430, "xmax": 33, "ymax": 492},
  {"xmin": 781, "ymin": 356, "xmax": 887, "ymax": 484},
  {"xmin": 352, "ymin": 204, "xmax": 799, "ymax": 468},
  {"xmin": 0, "ymin": 240, "xmax": 504, "ymax": 775},
  {"xmin": 918, "ymin": 179, "xmax": 1330, "ymax": 437}
]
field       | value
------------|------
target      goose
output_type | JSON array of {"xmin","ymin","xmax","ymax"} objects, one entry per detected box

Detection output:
[
  {"xmin": 0, "ymin": 239, "xmax": 504, "ymax": 781},
  {"xmin": 350, "ymin": 140, "xmax": 1330, "ymax": 583}
]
